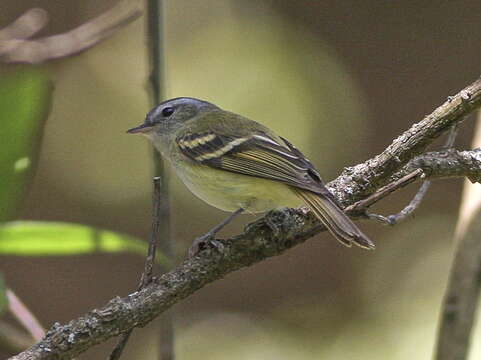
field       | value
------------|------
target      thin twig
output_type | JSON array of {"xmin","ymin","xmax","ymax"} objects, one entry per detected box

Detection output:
[
  {"xmin": 147, "ymin": 1, "xmax": 175, "ymax": 360},
  {"xmin": 109, "ymin": 1, "xmax": 171, "ymax": 358},
  {"xmin": 345, "ymin": 168, "xmax": 424, "ymax": 216},
  {"xmin": 109, "ymin": 177, "xmax": 162, "ymax": 360},
  {"xmin": 141, "ymin": 178, "xmax": 163, "ymax": 289},
  {"xmin": 362, "ymin": 124, "xmax": 461, "ymax": 225},
  {"xmin": 0, "ymin": 1, "xmax": 142, "ymax": 64},
  {"xmin": 6, "ymin": 289, "xmax": 45, "ymax": 342},
  {"xmin": 444, "ymin": 124, "xmax": 460, "ymax": 149},
  {"xmin": 385, "ymin": 125, "xmax": 460, "ymax": 224},
  {"xmin": 375, "ymin": 180, "xmax": 431, "ymax": 225},
  {"xmin": 7, "ymin": 76, "xmax": 481, "ymax": 360}
]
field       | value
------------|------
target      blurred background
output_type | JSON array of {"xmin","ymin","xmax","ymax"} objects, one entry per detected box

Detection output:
[{"xmin": 1, "ymin": 0, "xmax": 481, "ymax": 359}]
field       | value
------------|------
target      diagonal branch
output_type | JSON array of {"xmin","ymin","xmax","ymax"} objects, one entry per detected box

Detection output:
[
  {"xmin": 6, "ymin": 289, "xmax": 45, "ymax": 342},
  {"xmin": 329, "ymin": 77, "xmax": 481, "ymax": 205},
  {"xmin": 8, "ymin": 76, "xmax": 481, "ymax": 360}
]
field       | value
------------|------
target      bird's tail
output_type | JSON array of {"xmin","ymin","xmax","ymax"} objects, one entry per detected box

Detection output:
[{"xmin": 295, "ymin": 189, "xmax": 375, "ymax": 250}]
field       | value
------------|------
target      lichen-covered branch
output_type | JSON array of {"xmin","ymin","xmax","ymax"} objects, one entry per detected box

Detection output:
[
  {"xmin": 329, "ymin": 77, "xmax": 481, "ymax": 205},
  {"xmin": 396, "ymin": 148, "xmax": 481, "ymax": 183},
  {"xmin": 363, "ymin": 125, "xmax": 460, "ymax": 226},
  {"xmin": 358, "ymin": 148, "xmax": 481, "ymax": 225},
  {"xmin": 9, "ymin": 77, "xmax": 481, "ymax": 360}
]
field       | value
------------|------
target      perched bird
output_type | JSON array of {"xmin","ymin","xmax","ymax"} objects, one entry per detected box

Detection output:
[{"xmin": 128, "ymin": 97, "xmax": 374, "ymax": 256}]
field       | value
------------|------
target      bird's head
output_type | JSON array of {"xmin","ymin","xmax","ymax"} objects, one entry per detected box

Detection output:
[{"xmin": 127, "ymin": 97, "xmax": 217, "ymax": 138}]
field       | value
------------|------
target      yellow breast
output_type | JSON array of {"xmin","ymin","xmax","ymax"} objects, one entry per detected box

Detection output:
[{"xmin": 172, "ymin": 159, "xmax": 302, "ymax": 213}]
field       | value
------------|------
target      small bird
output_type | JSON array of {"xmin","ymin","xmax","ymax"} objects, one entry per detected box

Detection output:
[{"xmin": 128, "ymin": 97, "xmax": 374, "ymax": 256}]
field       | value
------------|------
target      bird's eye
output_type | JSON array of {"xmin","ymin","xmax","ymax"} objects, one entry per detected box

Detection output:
[{"xmin": 162, "ymin": 107, "xmax": 174, "ymax": 117}]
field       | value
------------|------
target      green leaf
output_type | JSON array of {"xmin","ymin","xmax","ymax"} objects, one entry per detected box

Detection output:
[
  {"xmin": 0, "ymin": 221, "xmax": 169, "ymax": 266},
  {"xmin": 0, "ymin": 273, "xmax": 7, "ymax": 315},
  {"xmin": 0, "ymin": 69, "xmax": 53, "ymax": 221}
]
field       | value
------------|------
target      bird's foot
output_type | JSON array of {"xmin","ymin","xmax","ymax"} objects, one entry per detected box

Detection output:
[
  {"xmin": 188, "ymin": 233, "xmax": 225, "ymax": 258},
  {"xmin": 265, "ymin": 208, "xmax": 292, "ymax": 236}
]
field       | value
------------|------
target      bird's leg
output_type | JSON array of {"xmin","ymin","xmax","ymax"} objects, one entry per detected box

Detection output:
[{"xmin": 189, "ymin": 208, "xmax": 244, "ymax": 257}]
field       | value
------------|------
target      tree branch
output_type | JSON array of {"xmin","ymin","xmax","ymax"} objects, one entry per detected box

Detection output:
[
  {"xmin": 345, "ymin": 168, "xmax": 425, "ymax": 216},
  {"xmin": 9, "ymin": 76, "xmax": 481, "ymax": 360},
  {"xmin": 0, "ymin": 9, "xmax": 48, "ymax": 55},
  {"xmin": 434, "ymin": 112, "xmax": 481, "ymax": 360},
  {"xmin": 435, "ymin": 204, "xmax": 481, "ymax": 360},
  {"xmin": 6, "ymin": 289, "xmax": 45, "ymax": 342},
  {"xmin": 0, "ymin": 1, "xmax": 142, "ymax": 64},
  {"xmin": 329, "ymin": 77, "xmax": 481, "ymax": 205},
  {"xmin": 359, "ymin": 124, "xmax": 460, "ymax": 225},
  {"xmin": 394, "ymin": 148, "xmax": 481, "ymax": 184}
]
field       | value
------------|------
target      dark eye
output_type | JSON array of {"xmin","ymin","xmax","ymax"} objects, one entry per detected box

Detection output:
[{"xmin": 162, "ymin": 107, "xmax": 174, "ymax": 117}]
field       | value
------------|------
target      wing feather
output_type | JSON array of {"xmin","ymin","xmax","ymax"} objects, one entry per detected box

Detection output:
[{"xmin": 176, "ymin": 131, "xmax": 326, "ymax": 193}]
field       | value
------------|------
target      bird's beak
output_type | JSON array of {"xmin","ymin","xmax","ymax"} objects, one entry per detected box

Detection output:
[{"xmin": 127, "ymin": 123, "xmax": 154, "ymax": 134}]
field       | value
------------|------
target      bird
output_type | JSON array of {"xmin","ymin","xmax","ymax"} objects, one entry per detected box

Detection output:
[{"xmin": 128, "ymin": 97, "xmax": 374, "ymax": 256}]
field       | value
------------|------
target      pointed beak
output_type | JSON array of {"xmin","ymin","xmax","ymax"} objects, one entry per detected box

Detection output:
[{"xmin": 127, "ymin": 123, "xmax": 154, "ymax": 134}]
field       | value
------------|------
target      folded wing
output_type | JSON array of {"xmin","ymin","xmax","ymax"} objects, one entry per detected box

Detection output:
[{"xmin": 176, "ymin": 130, "xmax": 331, "ymax": 197}]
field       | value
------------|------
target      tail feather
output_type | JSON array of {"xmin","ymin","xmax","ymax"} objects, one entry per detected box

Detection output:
[{"xmin": 295, "ymin": 189, "xmax": 375, "ymax": 250}]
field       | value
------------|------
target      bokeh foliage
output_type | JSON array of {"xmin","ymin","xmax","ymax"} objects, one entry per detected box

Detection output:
[
  {"xmin": 0, "ymin": 221, "xmax": 167, "ymax": 264},
  {"xmin": 0, "ymin": 69, "xmax": 52, "ymax": 221}
]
